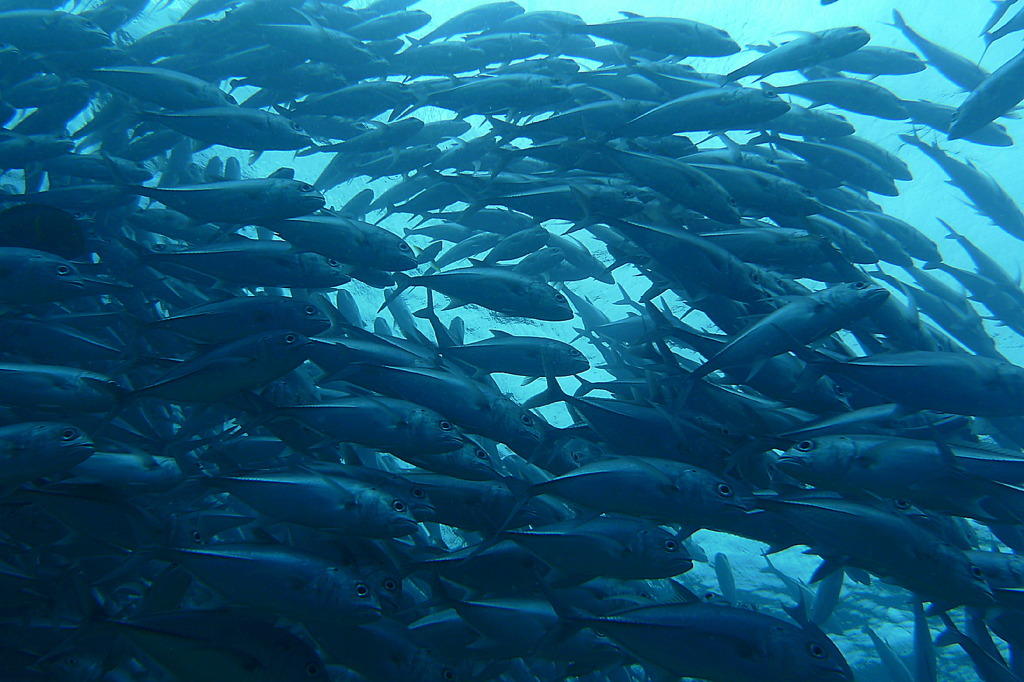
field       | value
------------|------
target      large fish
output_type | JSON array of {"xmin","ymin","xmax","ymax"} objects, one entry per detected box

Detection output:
[{"xmin": 577, "ymin": 601, "xmax": 852, "ymax": 682}]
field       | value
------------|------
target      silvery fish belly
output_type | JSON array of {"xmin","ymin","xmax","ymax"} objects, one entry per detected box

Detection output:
[{"xmin": 4, "ymin": 0, "xmax": 1024, "ymax": 681}]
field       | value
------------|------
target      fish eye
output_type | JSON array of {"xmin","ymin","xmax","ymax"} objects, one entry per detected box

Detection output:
[
  {"xmin": 291, "ymin": 122, "xmax": 303, "ymax": 131},
  {"xmin": 327, "ymin": 258, "xmax": 340, "ymax": 267},
  {"xmin": 299, "ymin": 183, "xmax": 314, "ymax": 192},
  {"xmin": 284, "ymin": 333, "xmax": 297, "ymax": 344},
  {"xmin": 520, "ymin": 414, "xmax": 533, "ymax": 425},
  {"xmin": 807, "ymin": 642, "xmax": 827, "ymax": 659},
  {"xmin": 383, "ymin": 578, "xmax": 398, "ymax": 591},
  {"xmin": 399, "ymin": 242, "xmax": 412, "ymax": 251},
  {"xmin": 303, "ymin": 305, "xmax": 318, "ymax": 315},
  {"xmin": 554, "ymin": 292, "xmax": 566, "ymax": 302},
  {"xmin": 727, "ymin": 197, "xmax": 739, "ymax": 206},
  {"xmin": 55, "ymin": 264, "xmax": 71, "ymax": 275},
  {"xmin": 106, "ymin": 379, "xmax": 120, "ymax": 388},
  {"xmin": 624, "ymin": 191, "xmax": 635, "ymax": 199},
  {"xmin": 716, "ymin": 483, "xmax": 733, "ymax": 497},
  {"xmin": 60, "ymin": 427, "xmax": 78, "ymax": 440},
  {"xmin": 475, "ymin": 448, "xmax": 489, "ymax": 460},
  {"xmin": 82, "ymin": 19, "xmax": 96, "ymax": 27},
  {"xmin": 570, "ymin": 348, "xmax": 583, "ymax": 356},
  {"xmin": 392, "ymin": 499, "xmax": 407, "ymax": 512},
  {"xmin": 439, "ymin": 420, "xmax": 453, "ymax": 431},
  {"xmin": 191, "ymin": 530, "xmax": 203, "ymax": 544},
  {"xmin": 853, "ymin": 281, "xmax": 868, "ymax": 289},
  {"xmin": 763, "ymin": 89, "xmax": 778, "ymax": 98},
  {"xmin": 663, "ymin": 539, "xmax": 678, "ymax": 552},
  {"xmin": 571, "ymin": 451, "xmax": 582, "ymax": 462},
  {"xmin": 795, "ymin": 440, "xmax": 815, "ymax": 452},
  {"xmin": 411, "ymin": 487, "xmax": 426, "ymax": 499},
  {"xmin": 971, "ymin": 565, "xmax": 984, "ymax": 579},
  {"xmin": 894, "ymin": 499, "xmax": 911, "ymax": 510},
  {"xmin": 442, "ymin": 669, "xmax": 456, "ymax": 681},
  {"xmin": 305, "ymin": 663, "xmax": 321, "ymax": 676},
  {"xmin": 355, "ymin": 582, "xmax": 370, "ymax": 597}
]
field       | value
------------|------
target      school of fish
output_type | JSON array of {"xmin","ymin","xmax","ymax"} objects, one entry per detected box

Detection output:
[{"xmin": 1, "ymin": 0, "xmax": 1024, "ymax": 679}]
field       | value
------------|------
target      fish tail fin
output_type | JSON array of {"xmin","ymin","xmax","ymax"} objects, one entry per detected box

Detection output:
[
  {"xmin": 888, "ymin": 9, "xmax": 908, "ymax": 30},
  {"xmin": 377, "ymin": 272, "xmax": 414, "ymax": 313},
  {"xmin": 413, "ymin": 289, "xmax": 460, "ymax": 349},
  {"xmin": 937, "ymin": 218, "xmax": 962, "ymax": 240},
  {"xmin": 981, "ymin": 31, "xmax": 996, "ymax": 56},
  {"xmin": 934, "ymin": 611, "xmax": 962, "ymax": 647},
  {"xmin": 484, "ymin": 115, "xmax": 519, "ymax": 146},
  {"xmin": 455, "ymin": 475, "xmax": 536, "ymax": 565},
  {"xmin": 415, "ymin": 240, "xmax": 443, "ymax": 265},
  {"xmin": 523, "ymin": 369, "xmax": 570, "ymax": 409}
]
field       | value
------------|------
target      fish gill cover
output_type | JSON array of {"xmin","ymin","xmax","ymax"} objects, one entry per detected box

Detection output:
[{"xmin": 0, "ymin": 0, "xmax": 1022, "ymax": 679}]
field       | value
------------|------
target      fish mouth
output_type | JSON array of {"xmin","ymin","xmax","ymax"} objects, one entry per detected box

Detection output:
[
  {"xmin": 350, "ymin": 604, "xmax": 383, "ymax": 625},
  {"xmin": 865, "ymin": 288, "xmax": 890, "ymax": 305},
  {"xmin": 392, "ymin": 518, "xmax": 422, "ymax": 536},
  {"xmin": 773, "ymin": 455, "xmax": 807, "ymax": 471},
  {"xmin": 439, "ymin": 435, "xmax": 466, "ymax": 450},
  {"xmin": 301, "ymin": 197, "xmax": 327, "ymax": 211},
  {"xmin": 391, "ymin": 255, "xmax": 419, "ymax": 271},
  {"xmin": 815, "ymin": 666, "xmax": 853, "ymax": 681},
  {"xmin": 410, "ymin": 502, "xmax": 436, "ymax": 520},
  {"xmin": 62, "ymin": 443, "xmax": 96, "ymax": 457}
]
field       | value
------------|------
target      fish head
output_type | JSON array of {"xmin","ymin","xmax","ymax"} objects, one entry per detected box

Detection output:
[
  {"xmin": 493, "ymin": 397, "xmax": 547, "ymax": 455},
  {"xmin": 765, "ymin": 623, "xmax": 853, "ymax": 682},
  {"xmin": 543, "ymin": 341, "xmax": 590, "ymax": 375},
  {"xmin": 401, "ymin": 408, "xmax": 464, "ymax": 454},
  {"xmin": 272, "ymin": 179, "xmax": 326, "ymax": 215},
  {"xmin": 45, "ymin": 422, "xmax": 95, "ymax": 461},
  {"xmin": 21, "ymin": 252, "xmax": 88, "ymax": 298},
  {"xmin": 359, "ymin": 488, "xmax": 421, "ymax": 537},
  {"xmin": 64, "ymin": 14, "xmax": 115, "ymax": 49},
  {"xmin": 828, "ymin": 280, "xmax": 890, "ymax": 313},
  {"xmin": 698, "ymin": 24, "xmax": 740, "ymax": 56},
  {"xmin": 677, "ymin": 467, "xmax": 754, "ymax": 519},
  {"xmin": 291, "ymin": 301, "xmax": 333, "ymax": 336},
  {"xmin": 823, "ymin": 26, "xmax": 871, "ymax": 52},
  {"xmin": 631, "ymin": 527, "xmax": 695, "ymax": 575},
  {"xmin": 526, "ymin": 282, "xmax": 574, "ymax": 321},
  {"xmin": 774, "ymin": 435, "xmax": 860, "ymax": 485},
  {"xmin": 311, "ymin": 566, "xmax": 383, "ymax": 625},
  {"xmin": 375, "ymin": 235, "xmax": 419, "ymax": 271},
  {"xmin": 80, "ymin": 373, "xmax": 128, "ymax": 409},
  {"xmin": 949, "ymin": 550, "xmax": 998, "ymax": 607},
  {"xmin": 747, "ymin": 85, "xmax": 791, "ymax": 117},
  {"xmin": 302, "ymin": 252, "xmax": 353, "ymax": 285},
  {"xmin": 994, "ymin": 362, "xmax": 1024, "ymax": 402},
  {"xmin": 256, "ymin": 330, "xmax": 314, "ymax": 363}
]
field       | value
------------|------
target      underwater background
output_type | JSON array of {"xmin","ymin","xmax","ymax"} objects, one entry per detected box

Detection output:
[{"xmin": 2, "ymin": 0, "xmax": 1024, "ymax": 680}]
